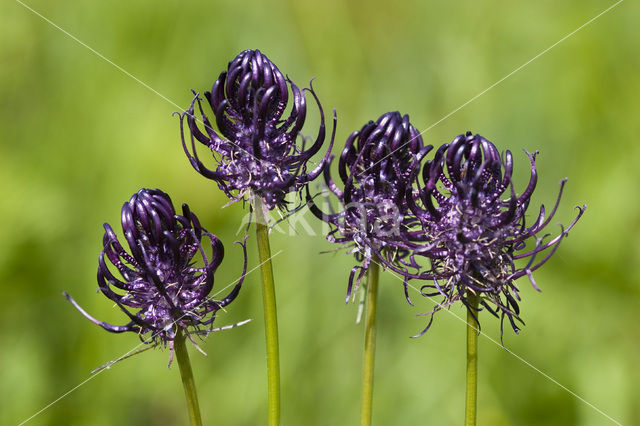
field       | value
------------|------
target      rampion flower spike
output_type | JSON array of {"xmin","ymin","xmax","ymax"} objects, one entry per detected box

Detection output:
[
  {"xmin": 64, "ymin": 188, "xmax": 248, "ymax": 353},
  {"xmin": 308, "ymin": 112, "xmax": 432, "ymax": 303},
  {"xmin": 409, "ymin": 132, "xmax": 585, "ymax": 338},
  {"xmin": 179, "ymin": 49, "xmax": 336, "ymax": 210},
  {"xmin": 307, "ymin": 111, "xmax": 431, "ymax": 426}
]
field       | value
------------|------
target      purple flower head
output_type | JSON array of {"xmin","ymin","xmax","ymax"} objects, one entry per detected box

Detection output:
[
  {"xmin": 409, "ymin": 132, "xmax": 585, "ymax": 338},
  {"xmin": 308, "ymin": 112, "xmax": 432, "ymax": 302},
  {"xmin": 64, "ymin": 188, "xmax": 247, "ymax": 349},
  {"xmin": 179, "ymin": 49, "xmax": 336, "ymax": 210}
]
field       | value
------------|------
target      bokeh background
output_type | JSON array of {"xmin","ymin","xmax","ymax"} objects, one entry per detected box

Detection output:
[{"xmin": 1, "ymin": 0, "xmax": 638, "ymax": 425}]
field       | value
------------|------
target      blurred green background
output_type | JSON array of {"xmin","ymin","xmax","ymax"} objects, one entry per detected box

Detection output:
[{"xmin": 1, "ymin": 0, "xmax": 638, "ymax": 425}]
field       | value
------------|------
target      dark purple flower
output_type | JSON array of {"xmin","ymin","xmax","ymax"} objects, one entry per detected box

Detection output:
[
  {"xmin": 64, "ymin": 188, "xmax": 247, "ymax": 350},
  {"xmin": 308, "ymin": 112, "xmax": 432, "ymax": 302},
  {"xmin": 179, "ymin": 49, "xmax": 336, "ymax": 210},
  {"xmin": 408, "ymin": 132, "xmax": 585, "ymax": 338}
]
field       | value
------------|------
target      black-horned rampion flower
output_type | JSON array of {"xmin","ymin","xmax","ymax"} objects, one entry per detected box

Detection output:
[
  {"xmin": 409, "ymin": 132, "xmax": 585, "ymax": 337},
  {"xmin": 179, "ymin": 49, "xmax": 336, "ymax": 211},
  {"xmin": 64, "ymin": 188, "xmax": 247, "ymax": 351},
  {"xmin": 308, "ymin": 112, "xmax": 432, "ymax": 302}
]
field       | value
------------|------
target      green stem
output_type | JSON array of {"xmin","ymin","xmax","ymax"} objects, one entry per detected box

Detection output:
[
  {"xmin": 464, "ymin": 292, "xmax": 480, "ymax": 426},
  {"xmin": 253, "ymin": 196, "xmax": 281, "ymax": 426},
  {"xmin": 174, "ymin": 330, "xmax": 203, "ymax": 426},
  {"xmin": 360, "ymin": 258, "xmax": 380, "ymax": 426}
]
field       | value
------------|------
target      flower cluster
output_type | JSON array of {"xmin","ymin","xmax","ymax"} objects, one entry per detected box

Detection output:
[
  {"xmin": 408, "ymin": 132, "xmax": 585, "ymax": 337},
  {"xmin": 309, "ymin": 124, "xmax": 584, "ymax": 336},
  {"xmin": 65, "ymin": 188, "xmax": 247, "ymax": 347},
  {"xmin": 308, "ymin": 112, "xmax": 431, "ymax": 302},
  {"xmin": 179, "ymin": 49, "xmax": 335, "ymax": 211}
]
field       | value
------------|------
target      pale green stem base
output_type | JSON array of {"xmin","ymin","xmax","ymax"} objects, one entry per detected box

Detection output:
[
  {"xmin": 465, "ymin": 293, "xmax": 480, "ymax": 426},
  {"xmin": 253, "ymin": 196, "xmax": 281, "ymax": 426},
  {"xmin": 174, "ymin": 330, "xmax": 203, "ymax": 426},
  {"xmin": 360, "ymin": 258, "xmax": 380, "ymax": 426}
]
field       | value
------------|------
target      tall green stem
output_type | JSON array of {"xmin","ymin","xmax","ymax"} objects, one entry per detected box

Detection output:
[
  {"xmin": 360, "ymin": 258, "xmax": 380, "ymax": 426},
  {"xmin": 174, "ymin": 330, "xmax": 203, "ymax": 426},
  {"xmin": 464, "ymin": 292, "xmax": 480, "ymax": 426},
  {"xmin": 253, "ymin": 196, "xmax": 281, "ymax": 426}
]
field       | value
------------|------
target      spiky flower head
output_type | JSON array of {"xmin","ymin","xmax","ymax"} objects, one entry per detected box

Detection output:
[
  {"xmin": 409, "ymin": 132, "xmax": 585, "ymax": 337},
  {"xmin": 64, "ymin": 188, "xmax": 247, "ymax": 350},
  {"xmin": 180, "ymin": 49, "xmax": 335, "ymax": 211},
  {"xmin": 308, "ymin": 112, "xmax": 432, "ymax": 302}
]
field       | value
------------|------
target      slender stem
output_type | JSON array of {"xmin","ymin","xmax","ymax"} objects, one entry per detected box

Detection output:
[
  {"xmin": 464, "ymin": 292, "xmax": 480, "ymax": 426},
  {"xmin": 253, "ymin": 196, "xmax": 281, "ymax": 426},
  {"xmin": 360, "ymin": 258, "xmax": 380, "ymax": 426},
  {"xmin": 174, "ymin": 330, "xmax": 203, "ymax": 426}
]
